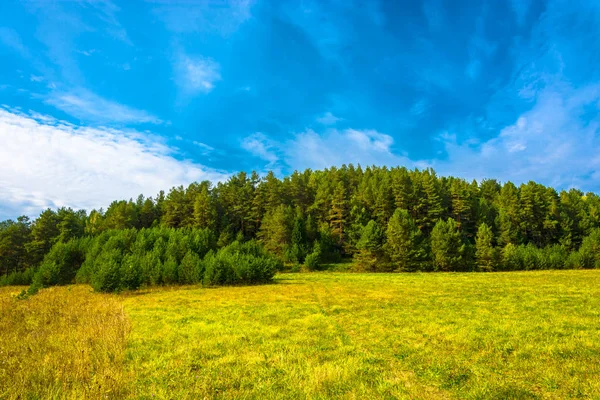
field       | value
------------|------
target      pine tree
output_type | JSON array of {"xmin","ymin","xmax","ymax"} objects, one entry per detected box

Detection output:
[
  {"xmin": 384, "ymin": 209, "xmax": 424, "ymax": 272},
  {"xmin": 430, "ymin": 218, "xmax": 465, "ymax": 272},
  {"xmin": 0, "ymin": 216, "xmax": 31, "ymax": 275},
  {"xmin": 290, "ymin": 214, "xmax": 307, "ymax": 263},
  {"xmin": 193, "ymin": 185, "xmax": 217, "ymax": 230},
  {"xmin": 258, "ymin": 205, "xmax": 293, "ymax": 257},
  {"xmin": 139, "ymin": 198, "xmax": 157, "ymax": 228},
  {"xmin": 328, "ymin": 181, "xmax": 348, "ymax": 246},
  {"xmin": 354, "ymin": 220, "xmax": 386, "ymax": 271},
  {"xmin": 450, "ymin": 179, "xmax": 472, "ymax": 234},
  {"xmin": 422, "ymin": 170, "xmax": 444, "ymax": 234},
  {"xmin": 57, "ymin": 208, "xmax": 85, "ymax": 243},
  {"xmin": 496, "ymin": 182, "xmax": 521, "ymax": 246},
  {"xmin": 391, "ymin": 167, "xmax": 414, "ymax": 211},
  {"xmin": 161, "ymin": 186, "xmax": 190, "ymax": 228},
  {"xmin": 25, "ymin": 209, "xmax": 59, "ymax": 266},
  {"xmin": 475, "ymin": 222, "xmax": 496, "ymax": 271}
]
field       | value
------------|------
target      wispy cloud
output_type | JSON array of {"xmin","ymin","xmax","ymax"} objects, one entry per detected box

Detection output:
[
  {"xmin": 83, "ymin": 0, "xmax": 132, "ymax": 45},
  {"xmin": 153, "ymin": 0, "xmax": 254, "ymax": 36},
  {"xmin": 241, "ymin": 133, "xmax": 279, "ymax": 167},
  {"xmin": 45, "ymin": 89, "xmax": 162, "ymax": 125},
  {"xmin": 0, "ymin": 27, "xmax": 29, "ymax": 58},
  {"xmin": 242, "ymin": 128, "xmax": 423, "ymax": 172},
  {"xmin": 435, "ymin": 80, "xmax": 600, "ymax": 190},
  {"xmin": 0, "ymin": 108, "xmax": 228, "ymax": 219},
  {"xmin": 193, "ymin": 141, "xmax": 215, "ymax": 155},
  {"xmin": 317, "ymin": 111, "xmax": 341, "ymax": 125},
  {"xmin": 175, "ymin": 53, "xmax": 221, "ymax": 95},
  {"xmin": 284, "ymin": 129, "xmax": 420, "ymax": 171}
]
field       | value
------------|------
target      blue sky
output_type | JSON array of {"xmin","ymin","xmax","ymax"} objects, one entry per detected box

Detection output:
[{"xmin": 1, "ymin": 0, "xmax": 600, "ymax": 219}]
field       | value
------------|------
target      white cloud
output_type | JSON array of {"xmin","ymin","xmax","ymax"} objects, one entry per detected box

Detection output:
[
  {"xmin": 193, "ymin": 141, "xmax": 215, "ymax": 155},
  {"xmin": 284, "ymin": 129, "xmax": 419, "ymax": 171},
  {"xmin": 241, "ymin": 133, "xmax": 279, "ymax": 167},
  {"xmin": 0, "ymin": 108, "xmax": 228, "ymax": 219},
  {"xmin": 77, "ymin": 49, "xmax": 97, "ymax": 57},
  {"xmin": 434, "ymin": 81, "xmax": 600, "ymax": 190},
  {"xmin": 175, "ymin": 53, "xmax": 221, "ymax": 94},
  {"xmin": 45, "ymin": 89, "xmax": 162, "ymax": 124},
  {"xmin": 30, "ymin": 75, "xmax": 45, "ymax": 83},
  {"xmin": 316, "ymin": 111, "xmax": 341, "ymax": 125},
  {"xmin": 153, "ymin": 0, "xmax": 254, "ymax": 36},
  {"xmin": 242, "ymin": 129, "xmax": 422, "ymax": 172}
]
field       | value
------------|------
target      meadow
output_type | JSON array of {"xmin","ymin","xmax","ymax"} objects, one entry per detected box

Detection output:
[{"xmin": 2, "ymin": 270, "xmax": 600, "ymax": 399}]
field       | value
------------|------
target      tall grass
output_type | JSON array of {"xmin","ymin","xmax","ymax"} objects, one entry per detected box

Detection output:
[{"xmin": 0, "ymin": 285, "xmax": 130, "ymax": 399}]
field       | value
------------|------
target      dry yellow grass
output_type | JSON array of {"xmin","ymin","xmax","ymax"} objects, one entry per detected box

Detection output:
[{"xmin": 0, "ymin": 285, "xmax": 130, "ymax": 399}]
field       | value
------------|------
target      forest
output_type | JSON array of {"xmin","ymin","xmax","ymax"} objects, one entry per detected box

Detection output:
[{"xmin": 2, "ymin": 165, "xmax": 600, "ymax": 293}]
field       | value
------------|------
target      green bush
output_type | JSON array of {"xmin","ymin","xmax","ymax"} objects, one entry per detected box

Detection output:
[
  {"xmin": 179, "ymin": 250, "xmax": 202, "ymax": 284},
  {"xmin": 31, "ymin": 240, "xmax": 87, "ymax": 291},
  {"xmin": 0, "ymin": 267, "xmax": 36, "ymax": 286},
  {"xmin": 90, "ymin": 249, "xmax": 123, "ymax": 292},
  {"xmin": 304, "ymin": 242, "xmax": 322, "ymax": 271},
  {"xmin": 203, "ymin": 240, "xmax": 280, "ymax": 286}
]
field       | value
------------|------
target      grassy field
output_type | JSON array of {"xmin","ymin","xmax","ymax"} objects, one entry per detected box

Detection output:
[{"xmin": 2, "ymin": 271, "xmax": 600, "ymax": 399}]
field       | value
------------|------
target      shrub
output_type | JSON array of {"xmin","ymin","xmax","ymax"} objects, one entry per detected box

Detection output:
[
  {"xmin": 120, "ymin": 254, "xmax": 142, "ymax": 290},
  {"xmin": 31, "ymin": 240, "xmax": 86, "ymax": 291},
  {"xmin": 179, "ymin": 250, "xmax": 202, "ymax": 284},
  {"xmin": 90, "ymin": 249, "xmax": 123, "ymax": 292},
  {"xmin": 203, "ymin": 240, "xmax": 280, "ymax": 286},
  {"xmin": 304, "ymin": 242, "xmax": 322, "ymax": 271},
  {"xmin": 0, "ymin": 267, "xmax": 36, "ymax": 286}
]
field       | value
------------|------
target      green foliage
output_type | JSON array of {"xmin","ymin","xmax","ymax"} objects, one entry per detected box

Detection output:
[
  {"xmin": 431, "ymin": 218, "xmax": 466, "ymax": 272},
  {"xmin": 0, "ymin": 267, "xmax": 36, "ymax": 286},
  {"xmin": 179, "ymin": 250, "xmax": 202, "ymax": 284},
  {"xmin": 475, "ymin": 223, "xmax": 496, "ymax": 271},
  {"xmin": 90, "ymin": 249, "xmax": 123, "ymax": 292},
  {"xmin": 258, "ymin": 205, "xmax": 293, "ymax": 258},
  {"xmin": 304, "ymin": 241, "xmax": 322, "ymax": 271},
  {"xmin": 575, "ymin": 228, "xmax": 600, "ymax": 268},
  {"xmin": 6, "ymin": 166, "xmax": 600, "ymax": 279},
  {"xmin": 203, "ymin": 240, "xmax": 280, "ymax": 286},
  {"xmin": 384, "ymin": 209, "xmax": 425, "ymax": 271},
  {"xmin": 500, "ymin": 243, "xmax": 520, "ymax": 271},
  {"xmin": 31, "ymin": 239, "xmax": 87, "ymax": 291},
  {"xmin": 354, "ymin": 220, "xmax": 387, "ymax": 271},
  {"xmin": 26, "ymin": 227, "xmax": 277, "ymax": 293}
]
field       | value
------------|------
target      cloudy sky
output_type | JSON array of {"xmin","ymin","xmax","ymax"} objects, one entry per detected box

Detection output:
[{"xmin": 1, "ymin": 0, "xmax": 600, "ymax": 219}]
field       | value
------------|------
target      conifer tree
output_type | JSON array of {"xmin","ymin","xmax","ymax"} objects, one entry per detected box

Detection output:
[
  {"xmin": 25, "ymin": 209, "xmax": 59, "ymax": 265},
  {"xmin": 328, "ymin": 181, "xmax": 348, "ymax": 246},
  {"xmin": 354, "ymin": 220, "xmax": 386, "ymax": 271},
  {"xmin": 430, "ymin": 218, "xmax": 465, "ymax": 271},
  {"xmin": 384, "ymin": 209, "xmax": 424, "ymax": 272},
  {"xmin": 193, "ymin": 185, "xmax": 217, "ymax": 230},
  {"xmin": 422, "ymin": 170, "xmax": 444, "ymax": 234},
  {"xmin": 475, "ymin": 222, "xmax": 496, "ymax": 271},
  {"xmin": 258, "ymin": 205, "xmax": 293, "ymax": 257}
]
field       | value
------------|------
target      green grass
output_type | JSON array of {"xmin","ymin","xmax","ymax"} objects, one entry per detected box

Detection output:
[
  {"xmin": 121, "ymin": 271, "xmax": 600, "ymax": 399},
  {"xmin": 2, "ymin": 271, "xmax": 600, "ymax": 398}
]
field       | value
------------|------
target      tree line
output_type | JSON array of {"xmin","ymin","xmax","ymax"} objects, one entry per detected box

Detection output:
[{"xmin": 2, "ymin": 165, "xmax": 600, "ymax": 290}]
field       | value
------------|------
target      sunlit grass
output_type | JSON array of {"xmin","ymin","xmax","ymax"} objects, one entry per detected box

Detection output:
[
  {"xmin": 2, "ymin": 271, "xmax": 600, "ymax": 399},
  {"xmin": 123, "ymin": 271, "xmax": 600, "ymax": 399},
  {"xmin": 0, "ymin": 285, "xmax": 130, "ymax": 399}
]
